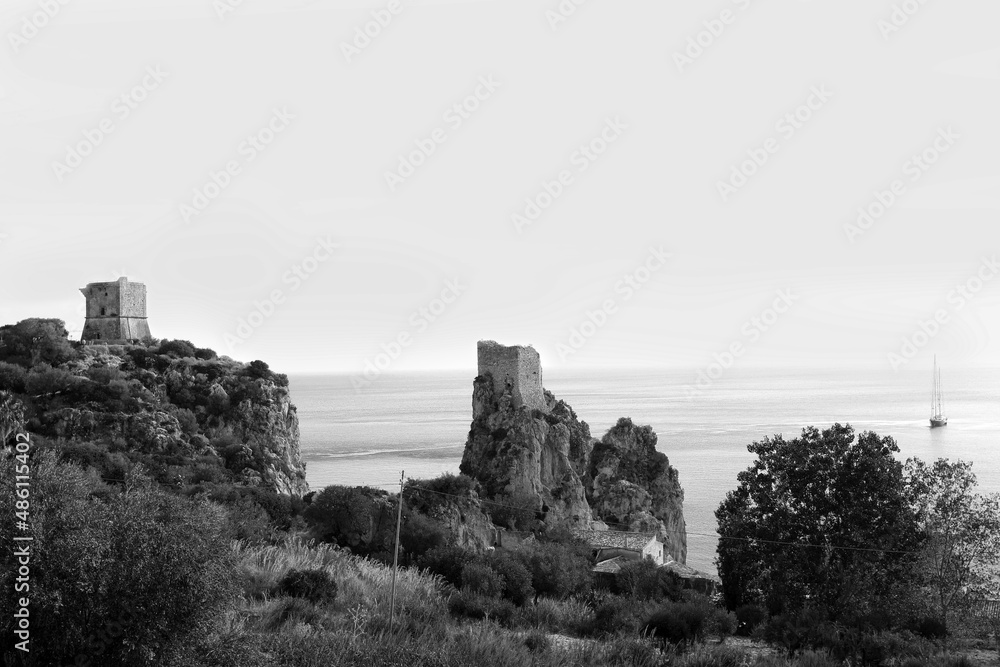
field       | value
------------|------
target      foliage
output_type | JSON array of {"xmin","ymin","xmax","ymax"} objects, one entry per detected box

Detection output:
[
  {"xmin": 303, "ymin": 485, "xmax": 396, "ymax": 558},
  {"xmin": 0, "ymin": 318, "xmax": 77, "ymax": 367},
  {"xmin": 0, "ymin": 361, "xmax": 28, "ymax": 393},
  {"xmin": 644, "ymin": 601, "xmax": 710, "ymax": 647},
  {"xmin": 489, "ymin": 491, "xmax": 543, "ymax": 531},
  {"xmin": 510, "ymin": 538, "xmax": 594, "ymax": 599},
  {"xmin": 448, "ymin": 590, "xmax": 517, "ymax": 626},
  {"xmin": 277, "ymin": 568, "xmax": 339, "ymax": 604},
  {"xmin": 0, "ymin": 453, "xmax": 237, "ymax": 665},
  {"xmin": 158, "ymin": 339, "xmax": 198, "ymax": 358},
  {"xmin": 735, "ymin": 604, "xmax": 768, "ymax": 636},
  {"xmin": 418, "ymin": 545, "xmax": 477, "ymax": 589},
  {"xmin": 590, "ymin": 417, "xmax": 670, "ymax": 486},
  {"xmin": 461, "ymin": 561, "xmax": 506, "ymax": 597},
  {"xmin": 405, "ymin": 472, "xmax": 481, "ymax": 515},
  {"xmin": 905, "ymin": 458, "xmax": 1000, "ymax": 629},
  {"xmin": 480, "ymin": 549, "xmax": 535, "ymax": 605},
  {"xmin": 399, "ymin": 511, "xmax": 450, "ymax": 563},
  {"xmin": 0, "ymin": 390, "xmax": 26, "ymax": 445},
  {"xmin": 716, "ymin": 424, "xmax": 925, "ymax": 619},
  {"xmin": 613, "ymin": 558, "xmax": 684, "ymax": 602}
]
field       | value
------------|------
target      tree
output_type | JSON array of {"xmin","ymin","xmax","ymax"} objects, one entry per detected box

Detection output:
[
  {"xmin": 0, "ymin": 318, "xmax": 76, "ymax": 367},
  {"xmin": 0, "ymin": 453, "xmax": 236, "ymax": 665},
  {"xmin": 303, "ymin": 485, "xmax": 396, "ymax": 558},
  {"xmin": 716, "ymin": 424, "xmax": 924, "ymax": 620},
  {"xmin": 905, "ymin": 458, "xmax": 1000, "ymax": 631}
]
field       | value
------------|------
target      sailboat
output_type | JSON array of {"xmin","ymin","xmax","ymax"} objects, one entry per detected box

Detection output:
[{"xmin": 930, "ymin": 355, "xmax": 947, "ymax": 428}]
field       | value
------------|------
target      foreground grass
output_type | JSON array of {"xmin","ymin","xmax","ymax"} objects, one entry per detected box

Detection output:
[{"xmin": 174, "ymin": 537, "xmax": 998, "ymax": 667}]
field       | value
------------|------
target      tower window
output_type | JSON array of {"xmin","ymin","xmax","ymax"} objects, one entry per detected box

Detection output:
[{"xmin": 100, "ymin": 307, "xmax": 106, "ymax": 316}]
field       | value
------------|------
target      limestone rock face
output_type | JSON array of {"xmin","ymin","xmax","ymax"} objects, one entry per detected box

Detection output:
[
  {"xmin": 588, "ymin": 418, "xmax": 687, "ymax": 563},
  {"xmin": 461, "ymin": 375, "xmax": 593, "ymax": 527},
  {"xmin": 460, "ymin": 345, "xmax": 687, "ymax": 563},
  {"xmin": 230, "ymin": 387, "xmax": 309, "ymax": 496}
]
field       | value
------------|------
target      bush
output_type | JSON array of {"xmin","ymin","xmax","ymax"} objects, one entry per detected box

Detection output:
[
  {"xmin": 481, "ymin": 550, "xmax": 534, "ymax": 606},
  {"xmin": 644, "ymin": 601, "xmax": 710, "ymax": 647},
  {"xmin": 278, "ymin": 568, "xmax": 338, "ymax": 605},
  {"xmin": 735, "ymin": 604, "xmax": 768, "ymax": 636},
  {"xmin": 613, "ymin": 558, "xmax": 684, "ymax": 602},
  {"xmin": 448, "ymin": 590, "xmax": 516, "ymax": 626},
  {"xmin": 511, "ymin": 539, "xmax": 593, "ymax": 599},
  {"xmin": 399, "ymin": 512, "xmax": 449, "ymax": 563},
  {"xmin": 158, "ymin": 339, "xmax": 197, "ymax": 358},
  {"xmin": 418, "ymin": 545, "xmax": 476, "ymax": 589},
  {"xmin": 913, "ymin": 616, "xmax": 948, "ymax": 641},
  {"xmin": 523, "ymin": 629, "xmax": 550, "ymax": 654},
  {"xmin": 461, "ymin": 562, "xmax": 505, "ymax": 598},
  {"xmin": 0, "ymin": 454, "xmax": 237, "ymax": 665},
  {"xmin": 0, "ymin": 361, "xmax": 28, "ymax": 392},
  {"xmin": 593, "ymin": 595, "xmax": 658, "ymax": 636},
  {"xmin": 515, "ymin": 596, "xmax": 595, "ymax": 636},
  {"xmin": 246, "ymin": 359, "xmax": 272, "ymax": 380}
]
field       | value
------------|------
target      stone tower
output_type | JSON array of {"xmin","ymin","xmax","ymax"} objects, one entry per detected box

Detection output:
[
  {"xmin": 80, "ymin": 277, "xmax": 151, "ymax": 342},
  {"xmin": 477, "ymin": 340, "xmax": 546, "ymax": 411}
]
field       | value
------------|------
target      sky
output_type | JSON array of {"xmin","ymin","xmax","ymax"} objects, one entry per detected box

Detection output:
[{"xmin": 1, "ymin": 0, "xmax": 999, "ymax": 376}]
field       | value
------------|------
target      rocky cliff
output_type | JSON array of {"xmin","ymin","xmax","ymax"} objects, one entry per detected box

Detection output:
[
  {"xmin": 0, "ymin": 320, "xmax": 308, "ymax": 497},
  {"xmin": 460, "ymin": 342, "xmax": 687, "ymax": 562}
]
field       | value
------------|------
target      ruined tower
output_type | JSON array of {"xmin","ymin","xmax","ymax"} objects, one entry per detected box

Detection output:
[
  {"xmin": 80, "ymin": 277, "xmax": 151, "ymax": 342},
  {"xmin": 477, "ymin": 340, "xmax": 546, "ymax": 411}
]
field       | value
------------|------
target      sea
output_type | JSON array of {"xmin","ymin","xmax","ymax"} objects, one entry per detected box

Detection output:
[{"xmin": 290, "ymin": 366, "xmax": 1000, "ymax": 575}]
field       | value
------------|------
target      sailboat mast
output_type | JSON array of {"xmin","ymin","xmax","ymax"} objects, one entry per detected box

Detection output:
[{"xmin": 932, "ymin": 355, "xmax": 936, "ymax": 415}]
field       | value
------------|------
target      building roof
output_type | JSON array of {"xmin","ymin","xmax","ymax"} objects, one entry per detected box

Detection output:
[
  {"xmin": 592, "ymin": 557, "xmax": 626, "ymax": 574},
  {"xmin": 661, "ymin": 559, "xmax": 721, "ymax": 584},
  {"xmin": 572, "ymin": 529, "xmax": 659, "ymax": 551}
]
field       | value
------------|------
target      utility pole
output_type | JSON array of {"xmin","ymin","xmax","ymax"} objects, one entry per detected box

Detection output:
[{"xmin": 389, "ymin": 470, "xmax": 404, "ymax": 633}]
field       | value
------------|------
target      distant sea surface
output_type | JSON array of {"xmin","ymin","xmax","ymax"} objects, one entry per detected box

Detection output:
[{"xmin": 290, "ymin": 367, "xmax": 1000, "ymax": 575}]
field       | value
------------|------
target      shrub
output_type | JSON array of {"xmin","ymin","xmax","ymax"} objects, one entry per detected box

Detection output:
[
  {"xmin": 462, "ymin": 562, "xmax": 505, "ymax": 598},
  {"xmin": 0, "ymin": 361, "xmax": 28, "ymax": 392},
  {"xmin": 418, "ymin": 545, "xmax": 476, "ymax": 589},
  {"xmin": 481, "ymin": 550, "xmax": 534, "ymax": 606},
  {"xmin": 644, "ymin": 601, "xmax": 710, "ymax": 647},
  {"xmin": 613, "ymin": 558, "xmax": 684, "ymax": 602},
  {"xmin": 278, "ymin": 568, "xmax": 338, "ymax": 605},
  {"xmin": 735, "ymin": 604, "xmax": 768, "ymax": 636},
  {"xmin": 399, "ymin": 512, "xmax": 449, "ymax": 563},
  {"xmin": 158, "ymin": 339, "xmax": 197, "ymax": 358},
  {"xmin": 0, "ymin": 454, "xmax": 237, "ymax": 665},
  {"xmin": 523, "ymin": 629, "xmax": 550, "ymax": 654},
  {"xmin": 913, "ymin": 616, "xmax": 948, "ymax": 641},
  {"xmin": 512, "ymin": 539, "xmax": 593, "ymax": 599},
  {"xmin": 246, "ymin": 359, "xmax": 272, "ymax": 380},
  {"xmin": 449, "ymin": 590, "xmax": 517, "ymax": 626},
  {"xmin": 593, "ymin": 595, "xmax": 658, "ymax": 636},
  {"xmin": 515, "ymin": 596, "xmax": 595, "ymax": 636}
]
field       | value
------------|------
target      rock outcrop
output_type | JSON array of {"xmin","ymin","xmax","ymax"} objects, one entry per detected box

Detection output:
[
  {"xmin": 588, "ymin": 418, "xmax": 687, "ymax": 564},
  {"xmin": 0, "ymin": 328, "xmax": 308, "ymax": 497},
  {"xmin": 460, "ymin": 341, "xmax": 687, "ymax": 562}
]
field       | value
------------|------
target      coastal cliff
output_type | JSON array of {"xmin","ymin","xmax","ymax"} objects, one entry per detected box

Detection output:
[
  {"xmin": 0, "ymin": 319, "xmax": 308, "ymax": 496},
  {"xmin": 460, "ymin": 341, "xmax": 687, "ymax": 562}
]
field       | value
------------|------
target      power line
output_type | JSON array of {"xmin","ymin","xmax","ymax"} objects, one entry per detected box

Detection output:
[{"xmin": 86, "ymin": 473, "xmax": 922, "ymax": 556}]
